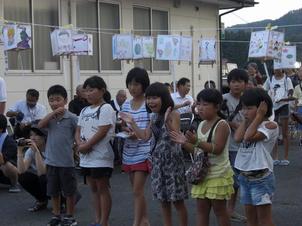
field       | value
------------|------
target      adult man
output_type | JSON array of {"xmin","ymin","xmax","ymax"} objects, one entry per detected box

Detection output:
[
  {"xmin": 6, "ymin": 89, "xmax": 46, "ymax": 138},
  {"xmin": 68, "ymin": 84, "xmax": 89, "ymax": 116},
  {"xmin": 0, "ymin": 77, "xmax": 7, "ymax": 114},
  {"xmin": 171, "ymin": 78, "xmax": 194, "ymax": 114},
  {"xmin": 110, "ymin": 89, "xmax": 127, "ymax": 113}
]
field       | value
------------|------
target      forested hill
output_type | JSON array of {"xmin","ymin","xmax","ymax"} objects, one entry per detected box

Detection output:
[{"xmin": 222, "ymin": 8, "xmax": 302, "ymax": 69}]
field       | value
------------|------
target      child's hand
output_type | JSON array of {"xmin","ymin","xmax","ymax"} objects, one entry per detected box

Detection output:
[
  {"xmin": 257, "ymin": 101, "xmax": 267, "ymax": 118},
  {"xmin": 185, "ymin": 130, "xmax": 197, "ymax": 144},
  {"xmin": 169, "ymin": 131, "xmax": 187, "ymax": 145},
  {"xmin": 53, "ymin": 107, "xmax": 65, "ymax": 118},
  {"xmin": 119, "ymin": 112, "xmax": 134, "ymax": 124}
]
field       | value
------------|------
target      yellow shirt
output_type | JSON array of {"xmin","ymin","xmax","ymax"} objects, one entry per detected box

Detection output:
[{"xmin": 197, "ymin": 120, "xmax": 232, "ymax": 179}]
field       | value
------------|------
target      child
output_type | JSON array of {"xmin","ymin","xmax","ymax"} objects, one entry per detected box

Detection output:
[
  {"xmin": 75, "ymin": 76, "xmax": 116, "ymax": 226},
  {"xmin": 293, "ymin": 66, "xmax": 302, "ymax": 145},
  {"xmin": 222, "ymin": 68, "xmax": 248, "ymax": 222},
  {"xmin": 263, "ymin": 69, "xmax": 294, "ymax": 165},
  {"xmin": 38, "ymin": 85, "xmax": 78, "ymax": 226},
  {"xmin": 170, "ymin": 88, "xmax": 233, "ymax": 226},
  {"xmin": 234, "ymin": 88, "xmax": 278, "ymax": 226},
  {"xmin": 120, "ymin": 82, "xmax": 188, "ymax": 226},
  {"xmin": 121, "ymin": 67, "xmax": 151, "ymax": 226}
]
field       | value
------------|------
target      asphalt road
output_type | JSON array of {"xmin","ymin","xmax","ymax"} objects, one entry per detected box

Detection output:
[{"xmin": 1, "ymin": 140, "xmax": 301, "ymax": 226}]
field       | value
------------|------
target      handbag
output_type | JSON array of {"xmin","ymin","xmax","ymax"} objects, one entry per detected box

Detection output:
[{"xmin": 185, "ymin": 118, "xmax": 221, "ymax": 185}]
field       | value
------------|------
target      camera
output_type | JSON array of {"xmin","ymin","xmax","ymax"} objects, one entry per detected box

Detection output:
[{"xmin": 17, "ymin": 138, "xmax": 30, "ymax": 146}]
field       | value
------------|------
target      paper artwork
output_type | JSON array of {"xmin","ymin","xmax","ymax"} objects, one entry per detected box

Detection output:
[
  {"xmin": 132, "ymin": 36, "xmax": 143, "ymax": 59},
  {"xmin": 72, "ymin": 33, "xmax": 93, "ymax": 56},
  {"xmin": 142, "ymin": 36, "xmax": 154, "ymax": 58},
  {"xmin": 179, "ymin": 36, "xmax": 192, "ymax": 61},
  {"xmin": 112, "ymin": 34, "xmax": 133, "ymax": 60},
  {"xmin": 156, "ymin": 35, "xmax": 181, "ymax": 61},
  {"xmin": 3, "ymin": 24, "xmax": 32, "ymax": 51},
  {"xmin": 248, "ymin": 30, "xmax": 284, "ymax": 60},
  {"xmin": 50, "ymin": 29, "xmax": 73, "ymax": 56},
  {"xmin": 198, "ymin": 39, "xmax": 216, "ymax": 62},
  {"xmin": 274, "ymin": 46, "xmax": 296, "ymax": 69}
]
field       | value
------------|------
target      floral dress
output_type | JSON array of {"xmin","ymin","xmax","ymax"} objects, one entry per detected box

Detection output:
[{"xmin": 150, "ymin": 114, "xmax": 188, "ymax": 202}]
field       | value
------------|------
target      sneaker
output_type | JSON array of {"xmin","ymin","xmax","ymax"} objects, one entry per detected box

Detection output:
[
  {"xmin": 8, "ymin": 184, "xmax": 21, "ymax": 193},
  {"xmin": 279, "ymin": 160, "xmax": 290, "ymax": 166},
  {"xmin": 61, "ymin": 216, "xmax": 77, "ymax": 226},
  {"xmin": 230, "ymin": 212, "xmax": 247, "ymax": 222},
  {"xmin": 28, "ymin": 201, "xmax": 48, "ymax": 212},
  {"xmin": 273, "ymin": 160, "xmax": 281, "ymax": 166},
  {"xmin": 47, "ymin": 216, "xmax": 61, "ymax": 226}
]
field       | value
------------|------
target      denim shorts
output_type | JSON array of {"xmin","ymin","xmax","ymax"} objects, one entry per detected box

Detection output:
[
  {"xmin": 238, "ymin": 171, "xmax": 275, "ymax": 206},
  {"xmin": 229, "ymin": 151, "xmax": 240, "ymax": 189}
]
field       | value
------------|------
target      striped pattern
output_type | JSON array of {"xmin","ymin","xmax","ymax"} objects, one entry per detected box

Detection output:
[{"xmin": 121, "ymin": 100, "xmax": 151, "ymax": 165}]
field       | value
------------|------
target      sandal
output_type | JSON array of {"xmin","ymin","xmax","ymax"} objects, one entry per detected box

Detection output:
[{"xmin": 28, "ymin": 201, "xmax": 48, "ymax": 212}]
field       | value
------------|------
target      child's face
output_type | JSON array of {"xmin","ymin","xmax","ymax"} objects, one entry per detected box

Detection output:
[
  {"xmin": 196, "ymin": 100, "xmax": 218, "ymax": 120},
  {"xmin": 229, "ymin": 80, "xmax": 246, "ymax": 96},
  {"xmin": 127, "ymin": 80, "xmax": 144, "ymax": 98},
  {"xmin": 242, "ymin": 105, "xmax": 257, "ymax": 123},
  {"xmin": 48, "ymin": 94, "xmax": 67, "ymax": 111},
  {"xmin": 146, "ymin": 96, "xmax": 162, "ymax": 113},
  {"xmin": 85, "ymin": 86, "xmax": 104, "ymax": 105}
]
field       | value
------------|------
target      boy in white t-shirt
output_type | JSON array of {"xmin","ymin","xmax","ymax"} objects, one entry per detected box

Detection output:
[
  {"xmin": 234, "ymin": 88, "xmax": 278, "ymax": 226},
  {"xmin": 263, "ymin": 69, "xmax": 294, "ymax": 166}
]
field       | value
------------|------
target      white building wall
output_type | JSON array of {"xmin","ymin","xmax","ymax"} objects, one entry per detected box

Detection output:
[{"xmin": 1, "ymin": 0, "xmax": 220, "ymax": 111}]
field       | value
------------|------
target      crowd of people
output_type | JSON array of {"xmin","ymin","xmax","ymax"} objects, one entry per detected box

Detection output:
[{"xmin": 0, "ymin": 63, "xmax": 302, "ymax": 226}]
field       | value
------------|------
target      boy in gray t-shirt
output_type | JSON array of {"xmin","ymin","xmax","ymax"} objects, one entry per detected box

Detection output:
[
  {"xmin": 38, "ymin": 85, "xmax": 78, "ymax": 226},
  {"xmin": 222, "ymin": 69, "xmax": 248, "ymax": 222}
]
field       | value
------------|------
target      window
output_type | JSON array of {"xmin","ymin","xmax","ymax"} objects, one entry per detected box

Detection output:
[
  {"xmin": 4, "ymin": 0, "xmax": 60, "ymax": 71},
  {"xmin": 76, "ymin": 1, "xmax": 121, "ymax": 71},
  {"xmin": 133, "ymin": 7, "xmax": 169, "ymax": 71}
]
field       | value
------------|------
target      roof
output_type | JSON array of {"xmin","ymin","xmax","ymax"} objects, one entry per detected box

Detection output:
[{"xmin": 191, "ymin": 0, "xmax": 257, "ymax": 9}]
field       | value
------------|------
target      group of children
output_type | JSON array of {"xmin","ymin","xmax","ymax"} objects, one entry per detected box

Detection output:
[{"xmin": 5, "ymin": 65, "xmax": 294, "ymax": 226}]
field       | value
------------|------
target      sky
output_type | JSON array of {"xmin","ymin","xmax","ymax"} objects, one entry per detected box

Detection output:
[{"xmin": 221, "ymin": 0, "xmax": 302, "ymax": 28}]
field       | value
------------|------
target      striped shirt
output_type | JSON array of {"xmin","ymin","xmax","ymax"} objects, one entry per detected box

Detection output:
[{"xmin": 121, "ymin": 100, "xmax": 151, "ymax": 165}]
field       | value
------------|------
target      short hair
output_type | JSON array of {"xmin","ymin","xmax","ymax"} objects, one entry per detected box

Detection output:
[
  {"xmin": 197, "ymin": 88, "xmax": 223, "ymax": 106},
  {"xmin": 145, "ymin": 82, "xmax": 174, "ymax": 115},
  {"xmin": 247, "ymin": 62, "xmax": 258, "ymax": 71},
  {"xmin": 0, "ymin": 114, "xmax": 7, "ymax": 131},
  {"xmin": 240, "ymin": 88, "xmax": 273, "ymax": 118},
  {"xmin": 227, "ymin": 69, "xmax": 249, "ymax": 84},
  {"xmin": 26, "ymin": 89, "xmax": 39, "ymax": 99},
  {"xmin": 177, "ymin": 78, "xmax": 190, "ymax": 87},
  {"xmin": 204, "ymin": 80, "xmax": 216, "ymax": 89},
  {"xmin": 47, "ymin": 85, "xmax": 67, "ymax": 99},
  {"xmin": 126, "ymin": 68, "xmax": 150, "ymax": 93}
]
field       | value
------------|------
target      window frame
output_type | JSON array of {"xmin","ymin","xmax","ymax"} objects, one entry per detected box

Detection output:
[
  {"xmin": 5, "ymin": 0, "xmax": 62, "ymax": 74},
  {"xmin": 133, "ymin": 5, "xmax": 170, "ymax": 73}
]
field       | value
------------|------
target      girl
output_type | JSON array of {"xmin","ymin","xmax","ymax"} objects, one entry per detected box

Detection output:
[
  {"xmin": 234, "ymin": 88, "xmax": 278, "ymax": 226},
  {"xmin": 17, "ymin": 126, "xmax": 48, "ymax": 211},
  {"xmin": 121, "ymin": 68, "xmax": 151, "ymax": 226},
  {"xmin": 293, "ymin": 66, "xmax": 302, "ymax": 145},
  {"xmin": 170, "ymin": 88, "xmax": 234, "ymax": 226},
  {"xmin": 120, "ymin": 82, "xmax": 188, "ymax": 226},
  {"xmin": 75, "ymin": 76, "xmax": 116, "ymax": 226}
]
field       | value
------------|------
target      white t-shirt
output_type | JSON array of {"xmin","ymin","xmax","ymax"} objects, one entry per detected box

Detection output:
[
  {"xmin": 293, "ymin": 83, "xmax": 302, "ymax": 106},
  {"xmin": 263, "ymin": 76, "xmax": 293, "ymax": 110},
  {"xmin": 8, "ymin": 100, "xmax": 46, "ymax": 123},
  {"xmin": 78, "ymin": 104, "xmax": 116, "ymax": 168},
  {"xmin": 235, "ymin": 121, "xmax": 279, "ymax": 172},
  {"xmin": 0, "ymin": 77, "xmax": 7, "ymax": 102},
  {"xmin": 171, "ymin": 92, "xmax": 194, "ymax": 114}
]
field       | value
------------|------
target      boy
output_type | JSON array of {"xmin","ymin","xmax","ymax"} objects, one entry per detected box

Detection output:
[
  {"xmin": 38, "ymin": 85, "xmax": 78, "ymax": 226},
  {"xmin": 222, "ymin": 68, "xmax": 248, "ymax": 222}
]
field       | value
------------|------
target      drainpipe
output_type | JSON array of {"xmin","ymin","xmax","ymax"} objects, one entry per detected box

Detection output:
[{"xmin": 218, "ymin": 7, "xmax": 243, "ymax": 90}]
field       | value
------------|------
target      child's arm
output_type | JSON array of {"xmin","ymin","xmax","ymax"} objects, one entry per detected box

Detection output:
[
  {"xmin": 77, "ymin": 125, "xmax": 112, "ymax": 154},
  {"xmin": 119, "ymin": 112, "xmax": 152, "ymax": 140},
  {"xmin": 165, "ymin": 109, "xmax": 180, "ymax": 132},
  {"xmin": 75, "ymin": 126, "xmax": 82, "ymax": 146},
  {"xmin": 234, "ymin": 120, "xmax": 247, "ymax": 143},
  {"xmin": 38, "ymin": 107, "xmax": 65, "ymax": 128}
]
